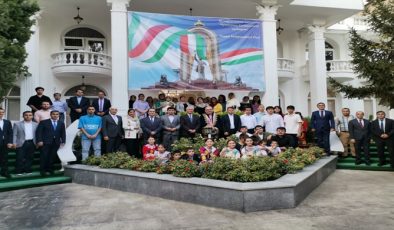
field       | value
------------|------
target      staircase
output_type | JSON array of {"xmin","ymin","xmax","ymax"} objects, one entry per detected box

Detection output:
[
  {"xmin": 337, "ymin": 144, "xmax": 393, "ymax": 171},
  {"xmin": 0, "ymin": 151, "xmax": 71, "ymax": 192}
]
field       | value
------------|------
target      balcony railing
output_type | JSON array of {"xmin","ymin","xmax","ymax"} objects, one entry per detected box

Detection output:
[
  {"xmin": 277, "ymin": 58, "xmax": 295, "ymax": 81},
  {"xmin": 51, "ymin": 51, "xmax": 112, "ymax": 77},
  {"xmin": 326, "ymin": 60, "xmax": 355, "ymax": 82},
  {"xmin": 326, "ymin": 60, "xmax": 353, "ymax": 73}
]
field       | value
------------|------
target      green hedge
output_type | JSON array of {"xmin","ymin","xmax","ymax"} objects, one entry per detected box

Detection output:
[{"xmin": 84, "ymin": 147, "xmax": 325, "ymax": 182}]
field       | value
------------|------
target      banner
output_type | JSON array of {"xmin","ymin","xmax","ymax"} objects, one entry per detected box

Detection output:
[{"xmin": 128, "ymin": 12, "xmax": 264, "ymax": 91}]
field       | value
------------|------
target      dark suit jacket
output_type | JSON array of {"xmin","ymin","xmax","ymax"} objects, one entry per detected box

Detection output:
[
  {"xmin": 371, "ymin": 118, "xmax": 394, "ymax": 140},
  {"xmin": 349, "ymin": 119, "xmax": 371, "ymax": 140},
  {"xmin": 220, "ymin": 114, "xmax": 241, "ymax": 134},
  {"xmin": 102, "ymin": 114, "xmax": 123, "ymax": 138},
  {"xmin": 180, "ymin": 114, "xmax": 200, "ymax": 137},
  {"xmin": 0, "ymin": 119, "xmax": 13, "ymax": 145},
  {"xmin": 67, "ymin": 96, "xmax": 90, "ymax": 118},
  {"xmin": 199, "ymin": 113, "xmax": 220, "ymax": 132},
  {"xmin": 140, "ymin": 116, "xmax": 162, "ymax": 138},
  {"xmin": 92, "ymin": 98, "xmax": 111, "ymax": 115},
  {"xmin": 36, "ymin": 119, "xmax": 66, "ymax": 145},
  {"xmin": 311, "ymin": 110, "xmax": 335, "ymax": 132}
]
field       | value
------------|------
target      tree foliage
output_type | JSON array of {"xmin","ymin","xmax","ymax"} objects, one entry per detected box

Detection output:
[
  {"xmin": 329, "ymin": 0, "xmax": 394, "ymax": 108},
  {"xmin": 0, "ymin": 0, "xmax": 39, "ymax": 102}
]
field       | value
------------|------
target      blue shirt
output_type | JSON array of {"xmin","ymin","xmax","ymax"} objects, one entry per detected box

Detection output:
[
  {"xmin": 78, "ymin": 115, "xmax": 102, "ymax": 140},
  {"xmin": 52, "ymin": 100, "xmax": 68, "ymax": 113}
]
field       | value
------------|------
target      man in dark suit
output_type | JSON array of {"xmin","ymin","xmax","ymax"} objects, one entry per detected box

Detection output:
[
  {"xmin": 102, "ymin": 107, "xmax": 123, "ymax": 153},
  {"xmin": 311, "ymin": 102, "xmax": 335, "ymax": 155},
  {"xmin": 92, "ymin": 90, "xmax": 111, "ymax": 117},
  {"xmin": 220, "ymin": 106, "xmax": 241, "ymax": 138},
  {"xmin": 200, "ymin": 106, "xmax": 220, "ymax": 139},
  {"xmin": 371, "ymin": 111, "xmax": 394, "ymax": 167},
  {"xmin": 0, "ymin": 108, "xmax": 13, "ymax": 178},
  {"xmin": 180, "ymin": 106, "xmax": 200, "ymax": 138},
  {"xmin": 349, "ymin": 111, "xmax": 371, "ymax": 165},
  {"xmin": 36, "ymin": 110, "xmax": 66, "ymax": 176},
  {"xmin": 140, "ymin": 108, "xmax": 162, "ymax": 143},
  {"xmin": 67, "ymin": 89, "xmax": 90, "ymax": 123},
  {"xmin": 161, "ymin": 107, "xmax": 180, "ymax": 151}
]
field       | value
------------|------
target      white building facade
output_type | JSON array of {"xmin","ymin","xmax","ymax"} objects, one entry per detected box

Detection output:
[{"xmin": 4, "ymin": 0, "xmax": 390, "ymax": 121}]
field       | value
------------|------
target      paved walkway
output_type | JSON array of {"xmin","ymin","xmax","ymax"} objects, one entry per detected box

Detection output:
[{"xmin": 0, "ymin": 170, "xmax": 393, "ymax": 230}]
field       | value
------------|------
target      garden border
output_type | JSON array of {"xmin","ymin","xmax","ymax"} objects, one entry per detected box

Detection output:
[{"xmin": 64, "ymin": 156, "xmax": 337, "ymax": 212}]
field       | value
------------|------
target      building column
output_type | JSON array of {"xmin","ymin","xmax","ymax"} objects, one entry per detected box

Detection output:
[
  {"xmin": 257, "ymin": 2, "xmax": 279, "ymax": 107},
  {"xmin": 107, "ymin": 0, "xmax": 130, "ymax": 115},
  {"xmin": 21, "ymin": 14, "xmax": 41, "ymax": 114},
  {"xmin": 308, "ymin": 25, "xmax": 327, "ymax": 110}
]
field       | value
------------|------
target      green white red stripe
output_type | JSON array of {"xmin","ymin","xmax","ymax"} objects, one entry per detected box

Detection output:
[
  {"xmin": 180, "ymin": 34, "xmax": 206, "ymax": 60},
  {"xmin": 220, "ymin": 48, "xmax": 263, "ymax": 65}
]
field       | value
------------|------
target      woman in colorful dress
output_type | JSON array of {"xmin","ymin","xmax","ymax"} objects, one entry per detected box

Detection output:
[{"xmin": 142, "ymin": 136, "xmax": 157, "ymax": 161}]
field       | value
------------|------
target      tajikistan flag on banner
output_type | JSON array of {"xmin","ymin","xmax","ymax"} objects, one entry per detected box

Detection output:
[
  {"xmin": 220, "ymin": 48, "xmax": 263, "ymax": 66},
  {"xmin": 180, "ymin": 34, "xmax": 206, "ymax": 60},
  {"xmin": 128, "ymin": 13, "xmax": 187, "ymax": 68}
]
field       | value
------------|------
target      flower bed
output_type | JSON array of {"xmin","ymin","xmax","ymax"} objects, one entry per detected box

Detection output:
[{"xmin": 84, "ymin": 147, "xmax": 324, "ymax": 182}]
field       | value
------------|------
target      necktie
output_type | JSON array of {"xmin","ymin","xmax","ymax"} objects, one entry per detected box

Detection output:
[
  {"xmin": 320, "ymin": 110, "xmax": 324, "ymax": 118},
  {"xmin": 53, "ymin": 121, "xmax": 57, "ymax": 130},
  {"xmin": 359, "ymin": 119, "xmax": 363, "ymax": 128},
  {"xmin": 151, "ymin": 117, "xmax": 154, "ymax": 123},
  {"xmin": 380, "ymin": 120, "xmax": 384, "ymax": 131},
  {"xmin": 99, "ymin": 99, "xmax": 103, "ymax": 112},
  {"xmin": 189, "ymin": 114, "xmax": 192, "ymax": 122}
]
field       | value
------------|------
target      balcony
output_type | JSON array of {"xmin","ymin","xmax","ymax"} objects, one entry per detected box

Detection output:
[
  {"xmin": 51, "ymin": 51, "xmax": 112, "ymax": 77},
  {"xmin": 277, "ymin": 58, "xmax": 295, "ymax": 82},
  {"xmin": 326, "ymin": 60, "xmax": 355, "ymax": 82}
]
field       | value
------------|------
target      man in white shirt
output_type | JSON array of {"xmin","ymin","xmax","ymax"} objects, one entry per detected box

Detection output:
[
  {"xmin": 253, "ymin": 104, "xmax": 266, "ymax": 124},
  {"xmin": 260, "ymin": 106, "xmax": 284, "ymax": 134},
  {"xmin": 284, "ymin": 105, "xmax": 303, "ymax": 148},
  {"xmin": 12, "ymin": 111, "xmax": 38, "ymax": 175},
  {"xmin": 240, "ymin": 107, "xmax": 256, "ymax": 134}
]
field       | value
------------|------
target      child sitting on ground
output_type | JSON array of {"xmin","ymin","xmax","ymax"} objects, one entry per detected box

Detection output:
[
  {"xmin": 142, "ymin": 136, "xmax": 157, "ymax": 161},
  {"xmin": 154, "ymin": 144, "xmax": 171, "ymax": 164},
  {"xmin": 241, "ymin": 137, "xmax": 267, "ymax": 159},
  {"xmin": 220, "ymin": 140, "xmax": 241, "ymax": 159},
  {"xmin": 266, "ymin": 141, "xmax": 281, "ymax": 156},
  {"xmin": 198, "ymin": 138, "xmax": 219, "ymax": 163}
]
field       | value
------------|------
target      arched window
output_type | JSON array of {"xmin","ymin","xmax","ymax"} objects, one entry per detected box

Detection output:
[
  {"xmin": 2, "ymin": 86, "xmax": 21, "ymax": 120},
  {"xmin": 325, "ymin": 42, "xmax": 334, "ymax": 61},
  {"xmin": 63, "ymin": 27, "xmax": 106, "ymax": 53},
  {"xmin": 305, "ymin": 41, "xmax": 336, "ymax": 61}
]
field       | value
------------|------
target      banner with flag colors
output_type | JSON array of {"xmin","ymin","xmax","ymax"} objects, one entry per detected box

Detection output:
[{"xmin": 128, "ymin": 12, "xmax": 264, "ymax": 91}]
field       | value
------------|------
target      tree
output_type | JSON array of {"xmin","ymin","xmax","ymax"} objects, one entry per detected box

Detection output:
[
  {"xmin": 0, "ymin": 0, "xmax": 39, "ymax": 102},
  {"xmin": 329, "ymin": 0, "xmax": 394, "ymax": 108}
]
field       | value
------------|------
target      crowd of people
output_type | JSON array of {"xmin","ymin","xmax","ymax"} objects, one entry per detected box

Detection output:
[{"xmin": 0, "ymin": 87, "xmax": 393, "ymax": 178}]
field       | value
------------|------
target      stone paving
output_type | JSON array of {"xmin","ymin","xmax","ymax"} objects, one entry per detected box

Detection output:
[{"xmin": 0, "ymin": 170, "xmax": 393, "ymax": 230}]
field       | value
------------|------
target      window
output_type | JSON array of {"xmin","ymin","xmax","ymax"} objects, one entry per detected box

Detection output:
[
  {"xmin": 2, "ymin": 86, "xmax": 21, "ymax": 121},
  {"xmin": 63, "ymin": 27, "xmax": 106, "ymax": 52}
]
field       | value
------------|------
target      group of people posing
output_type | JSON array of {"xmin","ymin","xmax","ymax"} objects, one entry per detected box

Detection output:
[{"xmin": 0, "ymin": 87, "xmax": 393, "ymax": 178}]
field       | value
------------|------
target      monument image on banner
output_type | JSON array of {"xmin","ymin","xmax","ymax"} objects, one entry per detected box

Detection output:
[{"xmin": 128, "ymin": 12, "xmax": 264, "ymax": 91}]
